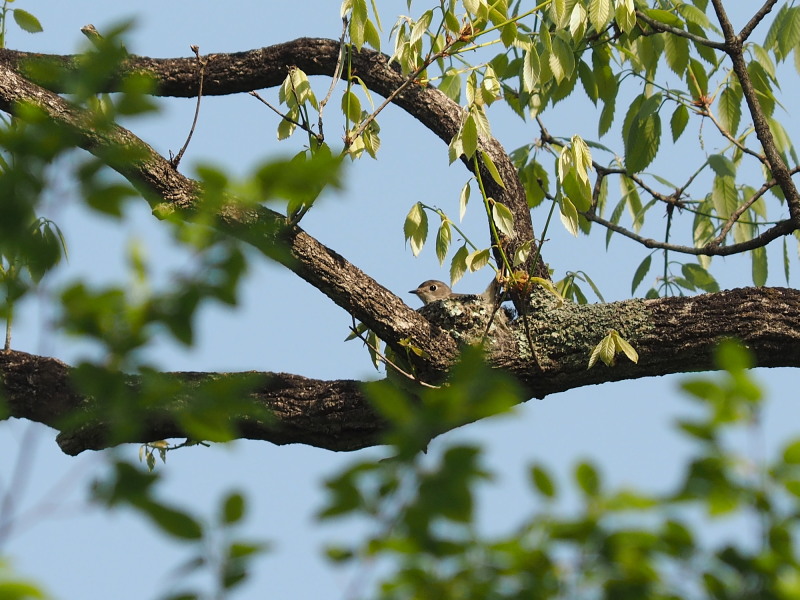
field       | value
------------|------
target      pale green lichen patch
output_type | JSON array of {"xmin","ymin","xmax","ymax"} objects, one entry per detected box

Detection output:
[{"xmin": 518, "ymin": 288, "xmax": 656, "ymax": 368}]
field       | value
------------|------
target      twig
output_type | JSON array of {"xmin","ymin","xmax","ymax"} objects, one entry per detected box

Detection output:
[
  {"xmin": 170, "ymin": 45, "xmax": 207, "ymax": 169},
  {"xmin": 584, "ymin": 210, "xmax": 795, "ymax": 256},
  {"xmin": 348, "ymin": 320, "xmax": 439, "ymax": 389},
  {"xmin": 249, "ymin": 90, "xmax": 309, "ymax": 132},
  {"xmin": 738, "ymin": 0, "xmax": 779, "ymax": 42},
  {"xmin": 635, "ymin": 10, "xmax": 725, "ymax": 50},
  {"xmin": 711, "ymin": 166, "xmax": 800, "ymax": 246},
  {"xmin": 316, "ymin": 17, "xmax": 349, "ymax": 141}
]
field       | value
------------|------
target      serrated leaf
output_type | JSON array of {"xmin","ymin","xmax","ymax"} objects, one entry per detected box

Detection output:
[
  {"xmin": 708, "ymin": 154, "xmax": 736, "ymax": 178},
  {"xmin": 450, "ymin": 244, "xmax": 469, "ymax": 286},
  {"xmin": 462, "ymin": 114, "xmax": 478, "ymax": 159},
  {"xmin": 670, "ymin": 104, "xmax": 689, "ymax": 142},
  {"xmin": 712, "ymin": 175, "xmax": 737, "ymax": 219},
  {"xmin": 624, "ymin": 106, "xmax": 661, "ymax": 173},
  {"xmin": 523, "ymin": 47, "xmax": 541, "ymax": 91},
  {"xmin": 643, "ymin": 8, "xmax": 683, "ymax": 27},
  {"xmin": 492, "ymin": 202, "xmax": 515, "ymax": 237},
  {"xmin": 718, "ymin": 85, "xmax": 742, "ymax": 135},
  {"xmin": 341, "ymin": 90, "xmax": 362, "ymax": 123},
  {"xmin": 403, "ymin": 202, "xmax": 428, "ymax": 256},
  {"xmin": 615, "ymin": 0, "xmax": 635, "ymax": 33},
  {"xmin": 466, "ymin": 248, "xmax": 491, "ymax": 271},
  {"xmin": 588, "ymin": 0, "xmax": 612, "ymax": 33},
  {"xmin": 664, "ymin": 32, "xmax": 689, "ymax": 75},
  {"xmin": 559, "ymin": 194, "xmax": 579, "ymax": 236},
  {"xmin": 480, "ymin": 150, "xmax": 505, "ymax": 188},
  {"xmin": 459, "ymin": 181, "xmax": 471, "ymax": 221},
  {"xmin": 612, "ymin": 330, "xmax": 639, "ymax": 364},
  {"xmin": 436, "ymin": 220, "xmax": 451, "ymax": 265}
]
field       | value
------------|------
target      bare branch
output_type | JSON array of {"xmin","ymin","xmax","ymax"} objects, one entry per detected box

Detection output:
[
  {"xmin": 635, "ymin": 10, "xmax": 725, "ymax": 50},
  {"xmin": 738, "ymin": 0, "xmax": 779, "ymax": 42}
]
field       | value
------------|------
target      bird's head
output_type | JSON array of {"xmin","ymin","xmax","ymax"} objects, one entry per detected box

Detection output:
[{"xmin": 409, "ymin": 280, "xmax": 452, "ymax": 305}]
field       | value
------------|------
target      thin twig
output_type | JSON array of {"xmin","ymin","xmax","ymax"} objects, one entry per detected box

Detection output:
[
  {"xmin": 711, "ymin": 166, "xmax": 800, "ymax": 245},
  {"xmin": 584, "ymin": 210, "xmax": 796, "ymax": 255},
  {"xmin": 317, "ymin": 17, "xmax": 349, "ymax": 141},
  {"xmin": 348, "ymin": 320, "xmax": 439, "ymax": 389},
  {"xmin": 635, "ymin": 10, "xmax": 725, "ymax": 50},
  {"xmin": 249, "ymin": 90, "xmax": 309, "ymax": 132},
  {"xmin": 170, "ymin": 45, "xmax": 207, "ymax": 169},
  {"xmin": 738, "ymin": 0, "xmax": 779, "ymax": 42}
]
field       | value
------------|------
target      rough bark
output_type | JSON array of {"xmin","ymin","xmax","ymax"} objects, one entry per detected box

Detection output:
[{"xmin": 3, "ymin": 287, "xmax": 799, "ymax": 455}]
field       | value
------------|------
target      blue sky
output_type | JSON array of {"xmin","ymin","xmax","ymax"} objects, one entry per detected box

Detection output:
[{"xmin": 1, "ymin": 2, "xmax": 799, "ymax": 599}]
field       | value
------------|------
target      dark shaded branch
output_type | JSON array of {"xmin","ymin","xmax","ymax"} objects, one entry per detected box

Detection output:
[
  {"xmin": 635, "ymin": 10, "xmax": 725, "ymax": 49},
  {"xmin": 711, "ymin": 0, "xmax": 800, "ymax": 223},
  {"xmin": 583, "ymin": 210, "xmax": 796, "ymax": 256},
  {"xmin": 5, "ymin": 287, "xmax": 800, "ymax": 454},
  {"xmin": 738, "ymin": 0, "xmax": 779, "ymax": 42}
]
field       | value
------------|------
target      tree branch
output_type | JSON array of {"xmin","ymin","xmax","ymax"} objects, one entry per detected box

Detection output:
[
  {"xmin": 711, "ymin": 0, "xmax": 800, "ymax": 224},
  {"xmin": 4, "ymin": 287, "xmax": 800, "ymax": 454}
]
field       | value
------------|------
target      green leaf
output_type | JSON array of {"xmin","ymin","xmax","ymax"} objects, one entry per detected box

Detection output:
[
  {"xmin": 615, "ymin": 0, "xmax": 635, "ymax": 33},
  {"xmin": 12, "ymin": 9, "xmax": 43, "ymax": 34},
  {"xmin": 588, "ymin": 0, "xmax": 612, "ymax": 33},
  {"xmin": 670, "ymin": 104, "xmax": 689, "ymax": 142},
  {"xmin": 575, "ymin": 461, "xmax": 601, "ymax": 497},
  {"xmin": 530, "ymin": 464, "xmax": 557, "ymax": 498},
  {"xmin": 783, "ymin": 439, "xmax": 800, "ymax": 464},
  {"xmin": 631, "ymin": 254, "xmax": 652, "ymax": 294},
  {"xmin": 643, "ymin": 8, "xmax": 683, "ymax": 27},
  {"xmin": 435, "ymin": 220, "xmax": 451, "ymax": 265},
  {"xmin": 624, "ymin": 97, "xmax": 662, "ymax": 173},
  {"xmin": 450, "ymin": 244, "xmax": 469, "ymax": 286},
  {"xmin": 611, "ymin": 330, "xmax": 639, "ymax": 364},
  {"xmin": 466, "ymin": 248, "xmax": 491, "ymax": 271},
  {"xmin": 558, "ymin": 194, "xmax": 579, "ymax": 236},
  {"xmin": 480, "ymin": 150, "xmax": 505, "ymax": 188},
  {"xmin": 717, "ymin": 85, "xmax": 742, "ymax": 135},
  {"xmin": 712, "ymin": 175, "xmax": 737, "ymax": 219},
  {"xmin": 341, "ymin": 90, "xmax": 362, "ymax": 123},
  {"xmin": 461, "ymin": 114, "xmax": 478, "ymax": 159},
  {"xmin": 664, "ymin": 29, "xmax": 689, "ymax": 75},
  {"xmin": 523, "ymin": 47, "xmax": 541, "ymax": 91},
  {"xmin": 492, "ymin": 202, "xmax": 514, "ymax": 237},
  {"xmin": 403, "ymin": 202, "xmax": 428, "ymax": 256},
  {"xmin": 221, "ymin": 492, "xmax": 246, "ymax": 524},
  {"xmin": 459, "ymin": 181, "xmax": 471, "ymax": 221},
  {"xmin": 752, "ymin": 246, "xmax": 767, "ymax": 286},
  {"xmin": 708, "ymin": 154, "xmax": 736, "ymax": 178},
  {"xmin": 682, "ymin": 263, "xmax": 719, "ymax": 293}
]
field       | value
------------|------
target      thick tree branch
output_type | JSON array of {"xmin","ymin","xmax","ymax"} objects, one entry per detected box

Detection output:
[{"xmin": 3, "ymin": 287, "xmax": 800, "ymax": 454}]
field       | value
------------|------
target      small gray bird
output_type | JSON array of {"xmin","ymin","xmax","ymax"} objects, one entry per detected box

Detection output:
[
  {"xmin": 409, "ymin": 280, "xmax": 462, "ymax": 304},
  {"xmin": 409, "ymin": 278, "xmax": 501, "ymax": 305}
]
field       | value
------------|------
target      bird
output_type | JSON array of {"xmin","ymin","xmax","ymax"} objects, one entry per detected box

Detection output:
[{"xmin": 409, "ymin": 278, "xmax": 501, "ymax": 305}]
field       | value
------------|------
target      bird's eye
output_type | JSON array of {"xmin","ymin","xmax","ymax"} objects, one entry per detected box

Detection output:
[{"xmin": 428, "ymin": 284, "xmax": 437, "ymax": 291}]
